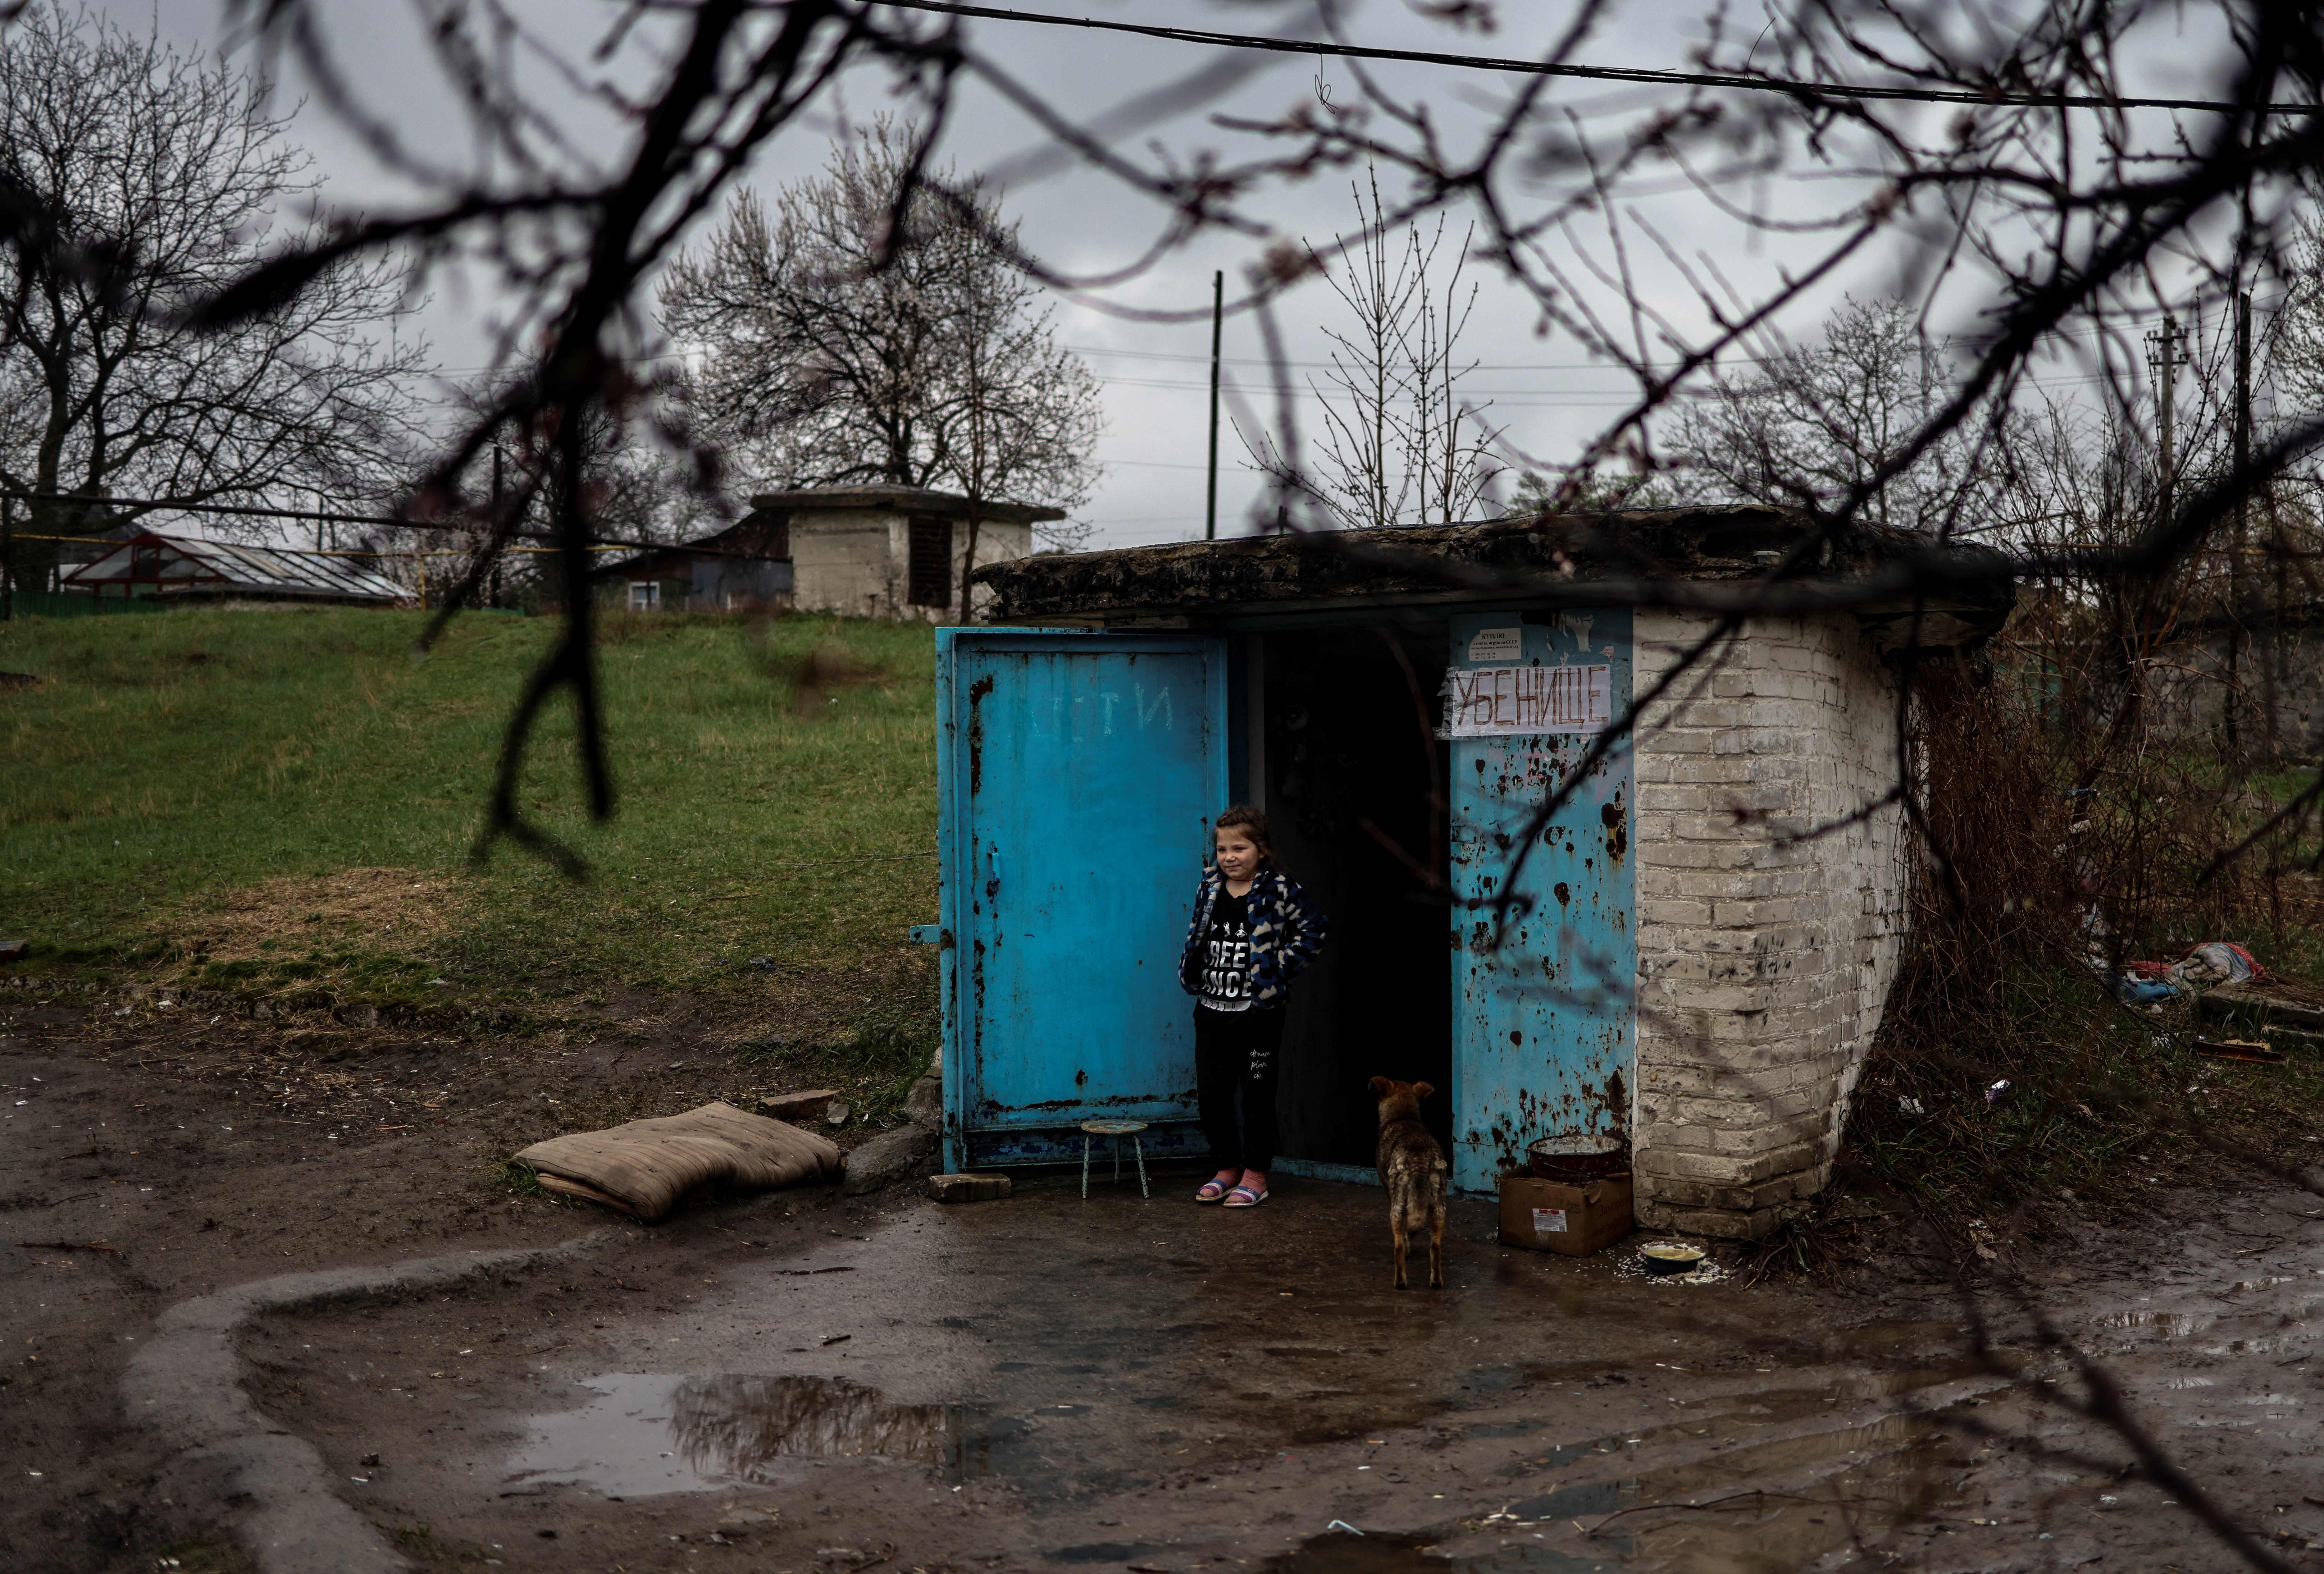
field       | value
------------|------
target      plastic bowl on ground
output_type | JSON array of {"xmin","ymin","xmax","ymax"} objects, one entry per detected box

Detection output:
[{"xmin": 1638, "ymin": 1241, "xmax": 1707, "ymax": 1276}]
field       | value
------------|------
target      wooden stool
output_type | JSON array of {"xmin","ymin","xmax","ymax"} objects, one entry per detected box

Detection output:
[{"xmin": 1080, "ymin": 1119, "xmax": 1149, "ymax": 1198}]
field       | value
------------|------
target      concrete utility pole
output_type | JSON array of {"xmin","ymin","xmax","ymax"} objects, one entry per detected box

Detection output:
[{"xmin": 1205, "ymin": 270, "xmax": 1223, "ymax": 542}]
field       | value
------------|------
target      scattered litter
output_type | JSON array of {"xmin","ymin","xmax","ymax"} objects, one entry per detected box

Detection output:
[
  {"xmin": 926, "ymin": 1172, "xmax": 1011, "ymax": 1203},
  {"xmin": 819, "ymin": 1333, "xmax": 852, "ymax": 1346},
  {"xmin": 0, "ymin": 941, "xmax": 27, "ymax": 963},
  {"xmin": 511, "ymin": 1101, "xmax": 841, "ymax": 1222},
  {"xmin": 1897, "ymin": 1096, "xmax": 1925, "ymax": 1116},
  {"xmin": 2197, "ymin": 1038, "xmax": 2285, "ymax": 1064},
  {"xmin": 2173, "ymin": 942, "xmax": 2266, "ymax": 989},
  {"xmin": 1325, "ymin": 1520, "xmax": 1364, "ymax": 1535},
  {"xmin": 759, "ymin": 1089, "xmax": 843, "ymax": 1124},
  {"xmin": 748, "ymin": 956, "xmax": 777, "ymax": 972},
  {"xmin": 15, "ymin": 1240, "xmax": 117, "ymax": 1252},
  {"xmin": 1985, "ymin": 1080, "xmax": 2011, "ymax": 1103}
]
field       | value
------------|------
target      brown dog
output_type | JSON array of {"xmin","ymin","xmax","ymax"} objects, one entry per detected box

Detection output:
[{"xmin": 1369, "ymin": 1076, "xmax": 1448, "ymax": 1290}]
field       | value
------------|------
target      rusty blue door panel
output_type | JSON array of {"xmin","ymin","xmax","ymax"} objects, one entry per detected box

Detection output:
[
  {"xmin": 936, "ymin": 628, "xmax": 1230, "ymax": 1170},
  {"xmin": 1446, "ymin": 610, "xmax": 1635, "ymax": 1196}
]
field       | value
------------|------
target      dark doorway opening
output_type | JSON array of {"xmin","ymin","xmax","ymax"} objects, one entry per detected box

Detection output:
[
  {"xmin": 906, "ymin": 517, "xmax": 952, "ymax": 608},
  {"xmin": 1259, "ymin": 621, "xmax": 1455, "ymax": 1169}
]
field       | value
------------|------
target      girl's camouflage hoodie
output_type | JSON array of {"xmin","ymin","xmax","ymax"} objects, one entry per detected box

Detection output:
[{"xmin": 1177, "ymin": 863, "xmax": 1329, "ymax": 1008}]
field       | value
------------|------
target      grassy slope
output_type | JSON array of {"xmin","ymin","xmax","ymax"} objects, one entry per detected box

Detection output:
[{"xmin": 0, "ymin": 604, "xmax": 939, "ymax": 1015}]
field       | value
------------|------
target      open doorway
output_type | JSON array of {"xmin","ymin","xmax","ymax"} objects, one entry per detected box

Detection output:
[{"xmin": 1258, "ymin": 621, "xmax": 1454, "ymax": 1170}]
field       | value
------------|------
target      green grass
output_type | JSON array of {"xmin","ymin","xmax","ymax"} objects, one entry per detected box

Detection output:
[{"xmin": 0, "ymin": 604, "xmax": 940, "ymax": 1010}]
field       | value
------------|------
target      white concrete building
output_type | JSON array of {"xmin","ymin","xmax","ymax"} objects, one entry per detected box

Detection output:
[{"xmin": 747, "ymin": 486, "xmax": 1063, "ymax": 623}]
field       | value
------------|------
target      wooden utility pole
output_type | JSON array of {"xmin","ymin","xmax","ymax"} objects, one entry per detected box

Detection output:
[
  {"xmin": 2151, "ymin": 312, "xmax": 2180, "ymax": 528},
  {"xmin": 1205, "ymin": 270, "xmax": 1223, "ymax": 542},
  {"xmin": 491, "ymin": 443, "xmax": 505, "ymax": 609},
  {"xmin": 2226, "ymin": 293, "xmax": 2251, "ymax": 753}
]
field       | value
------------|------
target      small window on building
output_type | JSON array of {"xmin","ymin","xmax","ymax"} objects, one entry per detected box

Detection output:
[
  {"xmin": 629, "ymin": 580, "xmax": 659, "ymax": 611},
  {"xmin": 906, "ymin": 517, "xmax": 952, "ymax": 609}
]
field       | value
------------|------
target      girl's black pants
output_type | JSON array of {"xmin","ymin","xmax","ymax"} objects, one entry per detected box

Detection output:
[{"xmin": 1194, "ymin": 1004, "xmax": 1285, "ymax": 1174}]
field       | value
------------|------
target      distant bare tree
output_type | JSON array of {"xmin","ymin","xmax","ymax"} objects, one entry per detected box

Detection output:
[
  {"xmin": 1667, "ymin": 296, "xmax": 2026, "ymax": 537},
  {"xmin": 0, "ymin": 5, "xmax": 426, "ymax": 579},
  {"xmin": 1239, "ymin": 165, "xmax": 1501, "ymax": 528},
  {"xmin": 948, "ymin": 211, "xmax": 1100, "ymax": 603},
  {"xmin": 660, "ymin": 115, "xmax": 1099, "ymax": 571}
]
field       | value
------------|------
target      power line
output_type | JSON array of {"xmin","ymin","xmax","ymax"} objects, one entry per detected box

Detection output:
[{"xmin": 877, "ymin": 0, "xmax": 2312, "ymax": 115}]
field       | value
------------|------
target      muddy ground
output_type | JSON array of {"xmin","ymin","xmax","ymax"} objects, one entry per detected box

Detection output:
[{"xmin": 5, "ymin": 997, "xmax": 2323, "ymax": 1574}]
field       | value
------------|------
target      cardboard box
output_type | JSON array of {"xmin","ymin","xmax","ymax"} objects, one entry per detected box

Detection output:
[{"xmin": 1497, "ymin": 1172, "xmax": 1634, "ymax": 1256}]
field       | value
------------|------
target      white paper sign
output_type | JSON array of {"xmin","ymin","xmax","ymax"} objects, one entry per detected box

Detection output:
[
  {"xmin": 1466, "ymin": 625, "xmax": 1523, "ymax": 662},
  {"xmin": 1531, "ymin": 1207, "xmax": 1569, "ymax": 1234},
  {"xmin": 1444, "ymin": 664, "xmax": 1612, "ymax": 737}
]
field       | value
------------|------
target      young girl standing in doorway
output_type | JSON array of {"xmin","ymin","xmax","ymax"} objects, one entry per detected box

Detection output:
[{"xmin": 1179, "ymin": 806, "xmax": 1328, "ymax": 1208}]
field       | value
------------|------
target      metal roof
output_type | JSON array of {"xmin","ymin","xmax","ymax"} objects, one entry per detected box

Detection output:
[{"xmin": 62, "ymin": 531, "xmax": 408, "ymax": 603}]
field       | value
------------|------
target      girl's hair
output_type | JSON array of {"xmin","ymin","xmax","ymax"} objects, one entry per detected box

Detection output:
[{"xmin": 1215, "ymin": 804, "xmax": 1272, "ymax": 854}]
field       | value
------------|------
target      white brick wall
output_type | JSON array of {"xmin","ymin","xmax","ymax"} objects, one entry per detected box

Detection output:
[{"xmin": 1630, "ymin": 610, "xmax": 1907, "ymax": 1239}]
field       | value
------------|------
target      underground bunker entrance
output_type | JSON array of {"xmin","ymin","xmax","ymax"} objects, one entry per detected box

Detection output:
[{"xmin": 1253, "ymin": 619, "xmax": 1454, "ymax": 1170}]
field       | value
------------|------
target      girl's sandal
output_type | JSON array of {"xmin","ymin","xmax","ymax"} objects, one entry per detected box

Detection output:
[
  {"xmin": 1194, "ymin": 1179, "xmax": 1232, "ymax": 1204},
  {"xmin": 1222, "ymin": 1184, "xmax": 1268, "ymax": 1208}
]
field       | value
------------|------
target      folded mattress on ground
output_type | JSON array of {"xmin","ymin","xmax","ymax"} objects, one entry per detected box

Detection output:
[{"xmin": 512, "ymin": 1100, "xmax": 843, "ymax": 1221}]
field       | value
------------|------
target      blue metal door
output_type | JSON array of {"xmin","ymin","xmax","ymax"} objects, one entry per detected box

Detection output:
[
  {"xmin": 1446, "ymin": 611, "xmax": 1635, "ymax": 1195},
  {"xmin": 936, "ymin": 629, "xmax": 1230, "ymax": 1170}
]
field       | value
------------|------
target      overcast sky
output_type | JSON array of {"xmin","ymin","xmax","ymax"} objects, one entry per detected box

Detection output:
[{"xmin": 99, "ymin": 1, "xmax": 2251, "ymax": 549}]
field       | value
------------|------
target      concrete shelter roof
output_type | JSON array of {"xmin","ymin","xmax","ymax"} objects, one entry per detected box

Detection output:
[
  {"xmin": 972, "ymin": 506, "xmax": 2015, "ymax": 654},
  {"xmin": 747, "ymin": 485, "xmax": 1065, "ymax": 526}
]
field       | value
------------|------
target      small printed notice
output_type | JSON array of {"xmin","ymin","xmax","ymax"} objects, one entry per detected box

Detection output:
[
  {"xmin": 1531, "ymin": 1207, "xmax": 1570, "ymax": 1234},
  {"xmin": 1444, "ymin": 664, "xmax": 1612, "ymax": 737},
  {"xmin": 1467, "ymin": 625, "xmax": 1523, "ymax": 662}
]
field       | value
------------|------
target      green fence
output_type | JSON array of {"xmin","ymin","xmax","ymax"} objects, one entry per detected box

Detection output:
[{"xmin": 4, "ymin": 590, "xmax": 171, "ymax": 619}]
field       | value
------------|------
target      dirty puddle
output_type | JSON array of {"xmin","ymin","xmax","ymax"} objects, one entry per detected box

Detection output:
[
  {"xmin": 241, "ymin": 1178, "xmax": 2324, "ymax": 1571},
  {"xmin": 508, "ymin": 1372, "xmax": 1002, "ymax": 1496}
]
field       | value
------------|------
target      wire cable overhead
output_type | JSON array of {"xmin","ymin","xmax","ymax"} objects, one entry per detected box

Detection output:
[{"xmin": 876, "ymin": 0, "xmax": 2314, "ymax": 115}]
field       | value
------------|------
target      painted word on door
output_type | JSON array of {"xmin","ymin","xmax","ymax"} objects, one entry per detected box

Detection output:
[{"xmin": 1445, "ymin": 610, "xmax": 1635, "ymax": 1195}]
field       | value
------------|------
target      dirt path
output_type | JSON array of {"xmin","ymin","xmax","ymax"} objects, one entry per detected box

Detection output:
[
  {"xmin": 5, "ymin": 1005, "xmax": 2323, "ymax": 1574},
  {"xmin": 0, "ymin": 991, "xmax": 816, "ymax": 1572}
]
